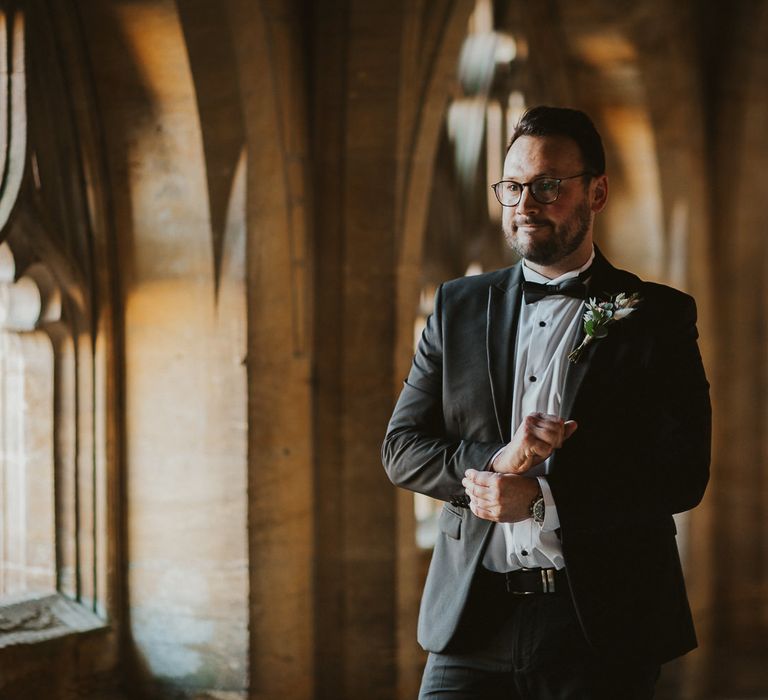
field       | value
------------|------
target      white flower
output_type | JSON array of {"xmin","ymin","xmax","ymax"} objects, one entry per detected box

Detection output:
[
  {"xmin": 568, "ymin": 292, "xmax": 642, "ymax": 363},
  {"xmin": 613, "ymin": 307, "xmax": 636, "ymax": 321}
]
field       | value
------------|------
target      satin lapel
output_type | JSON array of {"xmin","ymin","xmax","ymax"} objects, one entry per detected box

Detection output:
[
  {"xmin": 486, "ymin": 265, "xmax": 522, "ymax": 442},
  {"xmin": 559, "ymin": 318, "xmax": 591, "ymax": 421},
  {"xmin": 560, "ymin": 248, "xmax": 625, "ymax": 420}
]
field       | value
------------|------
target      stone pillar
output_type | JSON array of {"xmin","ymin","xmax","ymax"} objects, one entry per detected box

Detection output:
[
  {"xmin": 79, "ymin": 2, "xmax": 250, "ymax": 696},
  {"xmin": 628, "ymin": 8, "xmax": 716, "ymax": 696},
  {"xmin": 707, "ymin": 2, "xmax": 768, "ymax": 695},
  {"xmin": 394, "ymin": 3, "xmax": 475, "ymax": 696},
  {"xmin": 228, "ymin": 0, "xmax": 316, "ymax": 697},
  {"xmin": 310, "ymin": 3, "xmax": 404, "ymax": 698}
]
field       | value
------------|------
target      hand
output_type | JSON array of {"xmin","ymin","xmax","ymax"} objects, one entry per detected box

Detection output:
[
  {"xmin": 492, "ymin": 412, "xmax": 577, "ymax": 475},
  {"xmin": 462, "ymin": 469, "xmax": 540, "ymax": 522}
]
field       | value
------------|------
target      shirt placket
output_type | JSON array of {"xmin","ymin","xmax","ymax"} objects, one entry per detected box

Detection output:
[
  {"xmin": 521, "ymin": 300, "xmax": 552, "ymax": 418},
  {"xmin": 515, "ymin": 299, "xmax": 554, "ymax": 565}
]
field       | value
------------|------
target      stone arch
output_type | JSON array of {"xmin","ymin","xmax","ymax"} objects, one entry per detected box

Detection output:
[
  {"xmin": 0, "ymin": 9, "xmax": 26, "ymax": 233},
  {"xmin": 0, "ymin": 0, "xmax": 124, "ymax": 696},
  {"xmin": 0, "ymin": 243, "xmax": 58, "ymax": 600},
  {"xmin": 73, "ymin": 1, "xmax": 253, "ymax": 696},
  {"xmin": 395, "ymin": 2, "xmax": 477, "ymax": 379},
  {"xmin": 388, "ymin": 3, "xmax": 480, "ymax": 694}
]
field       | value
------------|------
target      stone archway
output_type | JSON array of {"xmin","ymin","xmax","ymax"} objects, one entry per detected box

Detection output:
[{"xmin": 76, "ymin": 1, "xmax": 251, "ymax": 696}]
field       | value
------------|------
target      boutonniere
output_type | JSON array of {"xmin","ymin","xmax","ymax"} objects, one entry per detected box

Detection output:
[{"xmin": 568, "ymin": 292, "xmax": 642, "ymax": 363}]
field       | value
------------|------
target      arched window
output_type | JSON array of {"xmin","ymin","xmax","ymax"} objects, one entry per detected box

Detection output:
[
  {"xmin": 0, "ymin": 3, "xmax": 116, "ymax": 663},
  {"xmin": 0, "ymin": 250, "xmax": 57, "ymax": 599}
]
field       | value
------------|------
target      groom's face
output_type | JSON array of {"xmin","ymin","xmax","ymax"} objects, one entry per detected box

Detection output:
[{"xmin": 501, "ymin": 134, "xmax": 604, "ymax": 268}]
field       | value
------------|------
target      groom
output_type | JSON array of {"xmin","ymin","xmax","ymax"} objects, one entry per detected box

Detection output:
[{"xmin": 382, "ymin": 106, "xmax": 711, "ymax": 698}]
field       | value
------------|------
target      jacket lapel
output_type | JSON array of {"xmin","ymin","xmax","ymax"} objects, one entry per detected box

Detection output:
[
  {"xmin": 560, "ymin": 247, "xmax": 623, "ymax": 420},
  {"xmin": 560, "ymin": 332, "xmax": 591, "ymax": 422},
  {"xmin": 485, "ymin": 250, "xmax": 632, "ymax": 441},
  {"xmin": 486, "ymin": 265, "xmax": 523, "ymax": 442}
]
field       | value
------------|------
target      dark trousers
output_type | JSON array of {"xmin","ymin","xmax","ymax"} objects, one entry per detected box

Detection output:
[{"xmin": 419, "ymin": 569, "xmax": 660, "ymax": 700}]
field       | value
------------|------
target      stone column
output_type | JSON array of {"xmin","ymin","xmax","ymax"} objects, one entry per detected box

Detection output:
[
  {"xmin": 310, "ymin": 3, "xmax": 404, "ymax": 698},
  {"xmin": 707, "ymin": 2, "xmax": 768, "ymax": 695},
  {"xmin": 80, "ymin": 2, "xmax": 250, "ymax": 696},
  {"xmin": 229, "ymin": 1, "xmax": 316, "ymax": 698}
]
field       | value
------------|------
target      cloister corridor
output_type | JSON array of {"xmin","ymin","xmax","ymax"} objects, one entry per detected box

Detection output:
[{"xmin": 0, "ymin": 1, "xmax": 766, "ymax": 698}]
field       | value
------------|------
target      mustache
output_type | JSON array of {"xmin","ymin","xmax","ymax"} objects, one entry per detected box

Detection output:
[{"xmin": 514, "ymin": 217, "xmax": 551, "ymax": 227}]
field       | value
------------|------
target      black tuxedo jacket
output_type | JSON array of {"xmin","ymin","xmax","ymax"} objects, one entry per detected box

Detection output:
[{"xmin": 382, "ymin": 248, "xmax": 711, "ymax": 664}]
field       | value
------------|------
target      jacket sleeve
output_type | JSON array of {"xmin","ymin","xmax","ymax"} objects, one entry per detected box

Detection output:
[{"xmin": 381, "ymin": 284, "xmax": 505, "ymax": 502}]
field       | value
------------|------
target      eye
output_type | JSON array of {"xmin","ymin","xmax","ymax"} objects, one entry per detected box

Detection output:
[
  {"xmin": 535, "ymin": 178, "xmax": 558, "ymax": 192},
  {"xmin": 503, "ymin": 181, "xmax": 522, "ymax": 194}
]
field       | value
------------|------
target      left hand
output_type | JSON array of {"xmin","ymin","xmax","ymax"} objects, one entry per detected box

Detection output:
[
  {"xmin": 462, "ymin": 469, "xmax": 540, "ymax": 522},
  {"xmin": 491, "ymin": 413, "xmax": 578, "ymax": 475}
]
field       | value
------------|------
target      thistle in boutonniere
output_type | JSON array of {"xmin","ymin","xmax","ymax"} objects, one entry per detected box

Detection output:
[{"xmin": 568, "ymin": 292, "xmax": 642, "ymax": 363}]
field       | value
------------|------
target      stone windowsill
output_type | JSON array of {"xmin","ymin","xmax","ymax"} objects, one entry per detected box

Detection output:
[{"xmin": 0, "ymin": 591, "xmax": 106, "ymax": 648}]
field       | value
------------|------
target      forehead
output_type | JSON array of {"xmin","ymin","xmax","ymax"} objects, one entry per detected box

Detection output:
[{"xmin": 503, "ymin": 135, "xmax": 584, "ymax": 178}]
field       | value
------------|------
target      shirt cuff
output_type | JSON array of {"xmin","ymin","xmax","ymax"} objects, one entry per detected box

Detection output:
[{"xmin": 536, "ymin": 476, "xmax": 560, "ymax": 532}]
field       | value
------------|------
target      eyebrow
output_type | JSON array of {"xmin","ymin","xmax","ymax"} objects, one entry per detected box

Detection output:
[{"xmin": 501, "ymin": 172, "xmax": 555, "ymax": 180}]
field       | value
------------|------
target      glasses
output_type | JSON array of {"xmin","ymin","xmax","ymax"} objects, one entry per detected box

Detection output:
[{"xmin": 490, "ymin": 172, "xmax": 594, "ymax": 207}]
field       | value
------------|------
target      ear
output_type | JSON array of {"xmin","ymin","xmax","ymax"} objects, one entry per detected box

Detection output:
[{"xmin": 591, "ymin": 174, "xmax": 608, "ymax": 212}]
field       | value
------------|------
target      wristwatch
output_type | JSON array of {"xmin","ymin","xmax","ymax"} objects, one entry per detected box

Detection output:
[{"xmin": 529, "ymin": 491, "xmax": 545, "ymax": 524}]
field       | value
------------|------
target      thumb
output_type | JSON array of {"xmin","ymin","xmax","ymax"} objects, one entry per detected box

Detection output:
[{"xmin": 563, "ymin": 420, "xmax": 578, "ymax": 441}]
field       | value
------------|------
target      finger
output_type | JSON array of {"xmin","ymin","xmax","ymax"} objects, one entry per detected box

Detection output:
[
  {"xmin": 462, "ymin": 477, "xmax": 492, "ymax": 493},
  {"xmin": 462, "ymin": 479, "xmax": 492, "ymax": 499},
  {"xmin": 522, "ymin": 434, "xmax": 555, "ymax": 460},
  {"xmin": 535, "ymin": 419, "xmax": 577, "ymax": 447},
  {"xmin": 530, "ymin": 418, "xmax": 565, "ymax": 435},
  {"xmin": 467, "ymin": 490, "xmax": 497, "ymax": 507},
  {"xmin": 463, "ymin": 470, "xmax": 497, "ymax": 486},
  {"xmin": 532, "ymin": 415, "xmax": 578, "ymax": 444},
  {"xmin": 528, "ymin": 412, "xmax": 565, "ymax": 426},
  {"xmin": 525, "ymin": 415, "xmax": 565, "ymax": 445},
  {"xmin": 469, "ymin": 500, "xmax": 497, "ymax": 522},
  {"xmin": 532, "ymin": 420, "xmax": 580, "ymax": 449}
]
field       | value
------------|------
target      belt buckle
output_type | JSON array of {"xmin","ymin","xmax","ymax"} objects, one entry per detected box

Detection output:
[
  {"xmin": 541, "ymin": 568, "xmax": 556, "ymax": 593},
  {"xmin": 504, "ymin": 568, "xmax": 557, "ymax": 594}
]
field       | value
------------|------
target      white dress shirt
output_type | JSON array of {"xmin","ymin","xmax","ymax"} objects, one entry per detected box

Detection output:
[{"xmin": 481, "ymin": 249, "xmax": 595, "ymax": 572}]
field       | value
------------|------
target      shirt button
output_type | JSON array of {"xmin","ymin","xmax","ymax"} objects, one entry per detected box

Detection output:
[
  {"xmin": 539, "ymin": 321, "xmax": 546, "ymax": 327},
  {"xmin": 529, "ymin": 376, "xmax": 537, "ymax": 382},
  {"xmin": 521, "ymin": 550, "xmax": 529, "ymax": 556}
]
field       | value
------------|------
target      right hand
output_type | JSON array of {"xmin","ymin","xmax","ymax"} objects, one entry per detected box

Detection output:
[
  {"xmin": 462, "ymin": 469, "xmax": 540, "ymax": 522},
  {"xmin": 492, "ymin": 412, "xmax": 578, "ymax": 474}
]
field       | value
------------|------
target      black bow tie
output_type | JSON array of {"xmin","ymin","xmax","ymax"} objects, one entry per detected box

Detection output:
[{"xmin": 522, "ymin": 276, "xmax": 588, "ymax": 304}]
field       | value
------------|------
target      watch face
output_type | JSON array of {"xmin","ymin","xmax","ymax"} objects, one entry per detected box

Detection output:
[{"xmin": 532, "ymin": 497, "xmax": 545, "ymax": 523}]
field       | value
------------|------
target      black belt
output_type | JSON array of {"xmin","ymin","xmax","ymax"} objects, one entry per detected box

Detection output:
[{"xmin": 480, "ymin": 566, "xmax": 567, "ymax": 595}]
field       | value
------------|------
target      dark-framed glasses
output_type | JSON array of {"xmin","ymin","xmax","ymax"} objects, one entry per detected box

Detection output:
[{"xmin": 490, "ymin": 172, "xmax": 594, "ymax": 207}]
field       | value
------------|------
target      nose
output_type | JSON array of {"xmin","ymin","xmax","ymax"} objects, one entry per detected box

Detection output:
[{"xmin": 516, "ymin": 184, "xmax": 539, "ymax": 215}]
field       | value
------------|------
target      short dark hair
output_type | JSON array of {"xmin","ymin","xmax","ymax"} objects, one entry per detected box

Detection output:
[{"xmin": 509, "ymin": 106, "xmax": 606, "ymax": 175}]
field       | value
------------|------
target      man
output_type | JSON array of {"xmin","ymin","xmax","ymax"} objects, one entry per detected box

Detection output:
[{"xmin": 382, "ymin": 106, "xmax": 711, "ymax": 699}]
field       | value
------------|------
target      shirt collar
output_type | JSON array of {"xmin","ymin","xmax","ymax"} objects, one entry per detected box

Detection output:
[{"xmin": 522, "ymin": 247, "xmax": 595, "ymax": 285}]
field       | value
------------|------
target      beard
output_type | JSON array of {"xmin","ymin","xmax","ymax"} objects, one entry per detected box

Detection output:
[{"xmin": 503, "ymin": 198, "xmax": 592, "ymax": 266}]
